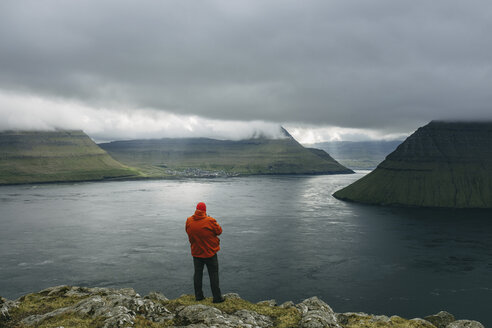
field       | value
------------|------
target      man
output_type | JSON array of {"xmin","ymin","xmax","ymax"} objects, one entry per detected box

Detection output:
[{"xmin": 185, "ymin": 202, "xmax": 225, "ymax": 303}]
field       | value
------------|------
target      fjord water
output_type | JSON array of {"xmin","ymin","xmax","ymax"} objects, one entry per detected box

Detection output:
[{"xmin": 1, "ymin": 173, "xmax": 491, "ymax": 325}]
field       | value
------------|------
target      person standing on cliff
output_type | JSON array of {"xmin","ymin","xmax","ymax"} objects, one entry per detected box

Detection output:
[{"xmin": 185, "ymin": 202, "xmax": 225, "ymax": 303}]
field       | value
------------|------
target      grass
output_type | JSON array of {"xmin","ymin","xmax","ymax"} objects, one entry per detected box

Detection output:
[
  {"xmin": 340, "ymin": 314, "xmax": 436, "ymax": 328},
  {"xmin": 3, "ymin": 292, "xmax": 91, "ymax": 328},
  {"xmin": 0, "ymin": 130, "xmax": 143, "ymax": 185}
]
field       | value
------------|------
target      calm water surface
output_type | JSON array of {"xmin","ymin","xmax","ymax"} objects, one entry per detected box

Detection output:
[{"xmin": 1, "ymin": 173, "xmax": 491, "ymax": 325}]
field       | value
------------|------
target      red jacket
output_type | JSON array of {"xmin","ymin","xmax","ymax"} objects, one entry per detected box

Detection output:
[{"xmin": 185, "ymin": 209, "xmax": 222, "ymax": 258}]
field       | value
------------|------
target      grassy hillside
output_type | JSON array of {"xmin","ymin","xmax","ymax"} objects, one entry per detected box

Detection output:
[
  {"xmin": 333, "ymin": 121, "xmax": 492, "ymax": 208},
  {"xmin": 309, "ymin": 140, "xmax": 403, "ymax": 169},
  {"xmin": 0, "ymin": 130, "xmax": 140, "ymax": 185},
  {"xmin": 99, "ymin": 133, "xmax": 353, "ymax": 177}
]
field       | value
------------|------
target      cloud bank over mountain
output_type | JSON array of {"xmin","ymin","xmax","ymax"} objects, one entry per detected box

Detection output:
[{"xmin": 1, "ymin": 0, "xmax": 491, "ymax": 140}]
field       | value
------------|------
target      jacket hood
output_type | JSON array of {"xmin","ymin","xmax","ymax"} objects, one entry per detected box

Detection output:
[{"xmin": 192, "ymin": 209, "xmax": 207, "ymax": 219}]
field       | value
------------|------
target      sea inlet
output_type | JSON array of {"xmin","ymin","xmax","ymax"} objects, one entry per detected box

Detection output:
[{"xmin": 1, "ymin": 172, "xmax": 491, "ymax": 326}]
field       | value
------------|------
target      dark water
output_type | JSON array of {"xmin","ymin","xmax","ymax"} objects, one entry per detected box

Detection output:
[{"xmin": 1, "ymin": 173, "xmax": 491, "ymax": 325}]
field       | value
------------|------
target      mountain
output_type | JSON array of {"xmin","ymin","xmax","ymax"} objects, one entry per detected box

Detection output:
[
  {"xmin": 99, "ymin": 130, "xmax": 353, "ymax": 177},
  {"xmin": 0, "ymin": 130, "xmax": 140, "ymax": 185},
  {"xmin": 333, "ymin": 121, "xmax": 492, "ymax": 208},
  {"xmin": 308, "ymin": 140, "xmax": 403, "ymax": 169}
]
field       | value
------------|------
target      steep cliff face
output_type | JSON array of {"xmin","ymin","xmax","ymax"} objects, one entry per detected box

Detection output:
[
  {"xmin": 0, "ymin": 130, "xmax": 139, "ymax": 184},
  {"xmin": 333, "ymin": 121, "xmax": 492, "ymax": 208}
]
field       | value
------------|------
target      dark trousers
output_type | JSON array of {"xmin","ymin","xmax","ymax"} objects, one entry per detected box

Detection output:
[{"xmin": 193, "ymin": 254, "xmax": 222, "ymax": 301}]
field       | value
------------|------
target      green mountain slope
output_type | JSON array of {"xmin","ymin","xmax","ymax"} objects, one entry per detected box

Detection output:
[
  {"xmin": 0, "ymin": 130, "xmax": 140, "ymax": 185},
  {"xmin": 99, "ymin": 132, "xmax": 353, "ymax": 177},
  {"xmin": 333, "ymin": 121, "xmax": 492, "ymax": 208}
]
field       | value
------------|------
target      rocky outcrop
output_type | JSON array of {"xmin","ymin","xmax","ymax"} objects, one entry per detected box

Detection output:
[
  {"xmin": 296, "ymin": 297, "xmax": 340, "ymax": 328},
  {"xmin": 0, "ymin": 285, "xmax": 485, "ymax": 328},
  {"xmin": 0, "ymin": 296, "xmax": 19, "ymax": 322},
  {"xmin": 424, "ymin": 311, "xmax": 456, "ymax": 328},
  {"xmin": 334, "ymin": 121, "xmax": 492, "ymax": 208},
  {"xmin": 176, "ymin": 304, "xmax": 274, "ymax": 327},
  {"xmin": 17, "ymin": 286, "xmax": 173, "ymax": 328}
]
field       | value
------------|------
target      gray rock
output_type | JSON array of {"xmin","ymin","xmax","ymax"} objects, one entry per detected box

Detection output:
[
  {"xmin": 72, "ymin": 295, "xmax": 107, "ymax": 316},
  {"xmin": 39, "ymin": 285, "xmax": 71, "ymax": 297},
  {"xmin": 425, "ymin": 311, "xmax": 456, "ymax": 328},
  {"xmin": 446, "ymin": 320, "xmax": 485, "ymax": 328},
  {"xmin": 279, "ymin": 301, "xmax": 295, "ymax": 309},
  {"xmin": 257, "ymin": 299, "xmax": 277, "ymax": 307},
  {"xmin": 65, "ymin": 287, "xmax": 92, "ymax": 298},
  {"xmin": 296, "ymin": 296, "xmax": 334, "ymax": 314},
  {"xmin": 21, "ymin": 307, "xmax": 72, "ymax": 326},
  {"xmin": 87, "ymin": 287, "xmax": 113, "ymax": 295},
  {"xmin": 18, "ymin": 291, "xmax": 173, "ymax": 327},
  {"xmin": 69, "ymin": 292, "xmax": 173, "ymax": 324},
  {"xmin": 299, "ymin": 309, "xmax": 341, "ymax": 328},
  {"xmin": 1, "ymin": 296, "xmax": 18, "ymax": 321},
  {"xmin": 177, "ymin": 304, "xmax": 275, "ymax": 328},
  {"xmin": 115, "ymin": 288, "xmax": 139, "ymax": 297},
  {"xmin": 20, "ymin": 314, "xmax": 45, "ymax": 326},
  {"xmin": 224, "ymin": 292, "xmax": 241, "ymax": 300},
  {"xmin": 297, "ymin": 297, "xmax": 341, "ymax": 328},
  {"xmin": 177, "ymin": 304, "xmax": 225, "ymax": 325},
  {"xmin": 105, "ymin": 294, "xmax": 173, "ymax": 321},
  {"xmin": 145, "ymin": 291, "xmax": 169, "ymax": 303},
  {"xmin": 234, "ymin": 309, "xmax": 274, "ymax": 327},
  {"xmin": 99, "ymin": 305, "xmax": 135, "ymax": 328}
]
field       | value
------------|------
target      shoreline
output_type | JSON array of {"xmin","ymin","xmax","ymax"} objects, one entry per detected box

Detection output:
[{"xmin": 0, "ymin": 170, "xmax": 357, "ymax": 187}]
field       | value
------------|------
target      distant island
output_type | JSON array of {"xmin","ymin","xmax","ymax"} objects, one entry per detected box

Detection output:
[
  {"xmin": 334, "ymin": 121, "xmax": 492, "ymax": 208},
  {"xmin": 0, "ymin": 285, "xmax": 484, "ymax": 328},
  {"xmin": 99, "ymin": 128, "xmax": 352, "ymax": 178},
  {"xmin": 0, "ymin": 129, "xmax": 352, "ymax": 185},
  {"xmin": 0, "ymin": 130, "xmax": 140, "ymax": 185},
  {"xmin": 308, "ymin": 140, "xmax": 403, "ymax": 170}
]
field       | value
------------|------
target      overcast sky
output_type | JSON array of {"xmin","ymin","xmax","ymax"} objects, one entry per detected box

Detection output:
[{"xmin": 1, "ymin": 0, "xmax": 491, "ymax": 142}]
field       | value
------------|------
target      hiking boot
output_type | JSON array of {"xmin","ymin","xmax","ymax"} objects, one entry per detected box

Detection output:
[{"xmin": 213, "ymin": 297, "xmax": 225, "ymax": 303}]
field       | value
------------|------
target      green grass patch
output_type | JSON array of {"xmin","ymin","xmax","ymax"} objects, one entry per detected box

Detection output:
[
  {"xmin": 3, "ymin": 292, "xmax": 91, "ymax": 328},
  {"xmin": 342, "ymin": 314, "xmax": 436, "ymax": 328}
]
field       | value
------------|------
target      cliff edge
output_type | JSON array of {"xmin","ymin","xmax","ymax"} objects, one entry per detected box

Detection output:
[{"xmin": 0, "ymin": 285, "xmax": 484, "ymax": 328}]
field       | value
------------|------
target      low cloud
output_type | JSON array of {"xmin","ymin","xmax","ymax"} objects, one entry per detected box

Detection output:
[
  {"xmin": 0, "ymin": 91, "xmax": 286, "ymax": 142},
  {"xmin": 285, "ymin": 124, "xmax": 409, "ymax": 144}
]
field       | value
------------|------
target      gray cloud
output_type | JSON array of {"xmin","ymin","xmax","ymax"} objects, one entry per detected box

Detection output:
[{"xmin": 1, "ymin": 0, "xmax": 492, "ymax": 135}]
